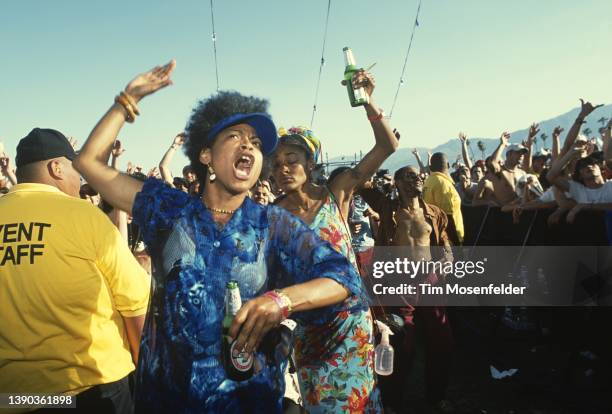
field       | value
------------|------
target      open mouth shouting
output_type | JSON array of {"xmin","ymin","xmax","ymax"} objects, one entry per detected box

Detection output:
[{"xmin": 233, "ymin": 152, "xmax": 255, "ymax": 180}]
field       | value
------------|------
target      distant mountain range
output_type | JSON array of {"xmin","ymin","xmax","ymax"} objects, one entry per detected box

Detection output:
[{"xmin": 327, "ymin": 104, "xmax": 611, "ymax": 175}]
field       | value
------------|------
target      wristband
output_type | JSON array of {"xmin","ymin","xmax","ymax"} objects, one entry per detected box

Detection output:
[
  {"xmin": 263, "ymin": 290, "xmax": 292, "ymax": 320},
  {"xmin": 368, "ymin": 108, "xmax": 385, "ymax": 123}
]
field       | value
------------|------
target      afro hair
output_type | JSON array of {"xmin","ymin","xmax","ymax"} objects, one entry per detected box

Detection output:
[{"xmin": 184, "ymin": 90, "xmax": 270, "ymax": 184}]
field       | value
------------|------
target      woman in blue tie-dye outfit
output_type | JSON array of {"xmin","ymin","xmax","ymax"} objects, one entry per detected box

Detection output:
[{"xmin": 74, "ymin": 60, "xmax": 369, "ymax": 413}]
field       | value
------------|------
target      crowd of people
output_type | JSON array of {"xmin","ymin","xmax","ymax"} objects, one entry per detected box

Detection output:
[{"xmin": 1, "ymin": 57, "xmax": 611, "ymax": 414}]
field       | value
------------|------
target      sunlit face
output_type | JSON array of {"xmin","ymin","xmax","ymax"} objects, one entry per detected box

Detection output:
[
  {"xmin": 532, "ymin": 158, "xmax": 546, "ymax": 173},
  {"xmin": 184, "ymin": 170, "xmax": 197, "ymax": 183},
  {"xmin": 200, "ymin": 123, "xmax": 263, "ymax": 195},
  {"xmin": 471, "ymin": 166, "xmax": 484, "ymax": 182},
  {"xmin": 252, "ymin": 184, "xmax": 270, "ymax": 206},
  {"xmin": 395, "ymin": 167, "xmax": 424, "ymax": 197},
  {"xmin": 579, "ymin": 163, "xmax": 603, "ymax": 187},
  {"xmin": 271, "ymin": 144, "xmax": 312, "ymax": 193},
  {"xmin": 506, "ymin": 150, "xmax": 525, "ymax": 167}
]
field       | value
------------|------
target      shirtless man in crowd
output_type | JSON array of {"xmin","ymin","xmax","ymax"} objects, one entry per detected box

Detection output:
[
  {"xmin": 359, "ymin": 165, "xmax": 454, "ymax": 413},
  {"xmin": 474, "ymin": 128, "xmax": 537, "ymax": 206}
]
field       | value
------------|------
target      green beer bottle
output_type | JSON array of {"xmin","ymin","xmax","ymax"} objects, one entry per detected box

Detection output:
[
  {"xmin": 343, "ymin": 46, "xmax": 369, "ymax": 107},
  {"xmin": 222, "ymin": 281, "xmax": 254, "ymax": 381}
]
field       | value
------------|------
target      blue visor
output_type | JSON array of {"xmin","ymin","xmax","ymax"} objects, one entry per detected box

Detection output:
[{"xmin": 206, "ymin": 113, "xmax": 278, "ymax": 155}]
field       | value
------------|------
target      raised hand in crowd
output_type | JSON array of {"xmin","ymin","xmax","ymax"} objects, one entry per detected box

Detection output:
[
  {"xmin": 327, "ymin": 68, "xmax": 398, "ymax": 221},
  {"xmin": 147, "ymin": 167, "xmax": 159, "ymax": 178},
  {"xmin": 110, "ymin": 139, "xmax": 125, "ymax": 169},
  {"xmin": 491, "ymin": 131, "xmax": 510, "ymax": 166},
  {"xmin": 159, "ymin": 132, "xmax": 186, "ymax": 185},
  {"xmin": 560, "ymin": 98, "xmax": 603, "ymax": 158},
  {"xmin": 528, "ymin": 123, "xmax": 540, "ymax": 140},
  {"xmin": 74, "ymin": 59, "xmax": 176, "ymax": 214},
  {"xmin": 522, "ymin": 123, "xmax": 540, "ymax": 171},
  {"xmin": 551, "ymin": 126, "xmax": 564, "ymax": 160},
  {"xmin": 0, "ymin": 151, "xmax": 18, "ymax": 186},
  {"xmin": 605, "ymin": 118, "xmax": 612, "ymax": 164},
  {"xmin": 500, "ymin": 131, "xmax": 511, "ymax": 146},
  {"xmin": 412, "ymin": 148, "xmax": 427, "ymax": 175},
  {"xmin": 579, "ymin": 98, "xmax": 604, "ymax": 119},
  {"xmin": 458, "ymin": 132, "xmax": 473, "ymax": 169}
]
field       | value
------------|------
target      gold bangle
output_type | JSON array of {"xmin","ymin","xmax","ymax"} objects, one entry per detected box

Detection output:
[
  {"xmin": 115, "ymin": 94, "xmax": 136, "ymax": 123},
  {"xmin": 120, "ymin": 91, "xmax": 140, "ymax": 115}
]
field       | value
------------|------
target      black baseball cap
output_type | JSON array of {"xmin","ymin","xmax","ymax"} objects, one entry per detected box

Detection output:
[{"xmin": 16, "ymin": 128, "xmax": 77, "ymax": 168}]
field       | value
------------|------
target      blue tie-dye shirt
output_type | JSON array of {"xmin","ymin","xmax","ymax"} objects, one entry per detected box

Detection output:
[{"xmin": 131, "ymin": 178, "xmax": 367, "ymax": 413}]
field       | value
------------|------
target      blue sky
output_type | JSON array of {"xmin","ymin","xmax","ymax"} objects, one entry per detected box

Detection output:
[{"xmin": 1, "ymin": 0, "xmax": 610, "ymax": 175}]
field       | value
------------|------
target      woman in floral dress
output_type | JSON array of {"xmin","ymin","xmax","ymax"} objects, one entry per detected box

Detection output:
[{"xmin": 271, "ymin": 69, "xmax": 398, "ymax": 413}]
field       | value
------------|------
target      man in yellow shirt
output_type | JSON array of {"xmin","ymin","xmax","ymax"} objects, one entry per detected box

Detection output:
[
  {"xmin": 423, "ymin": 152, "xmax": 464, "ymax": 244},
  {"xmin": 0, "ymin": 128, "xmax": 150, "ymax": 413}
]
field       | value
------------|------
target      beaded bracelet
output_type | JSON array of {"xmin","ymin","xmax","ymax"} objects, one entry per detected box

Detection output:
[{"xmin": 263, "ymin": 290, "xmax": 292, "ymax": 320}]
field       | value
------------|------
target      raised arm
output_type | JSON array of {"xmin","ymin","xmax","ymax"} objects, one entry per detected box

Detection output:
[
  {"xmin": 492, "ymin": 131, "xmax": 510, "ymax": 166},
  {"xmin": 159, "ymin": 132, "xmax": 185, "ymax": 185},
  {"xmin": 551, "ymin": 126, "xmax": 564, "ymax": 161},
  {"xmin": 559, "ymin": 99, "xmax": 603, "ymax": 158},
  {"xmin": 523, "ymin": 123, "xmax": 539, "ymax": 171},
  {"xmin": 108, "ymin": 139, "xmax": 129, "ymax": 241},
  {"xmin": 73, "ymin": 60, "xmax": 176, "ymax": 214},
  {"xmin": 547, "ymin": 141, "xmax": 586, "ymax": 192},
  {"xmin": 604, "ymin": 118, "xmax": 612, "ymax": 165},
  {"xmin": 412, "ymin": 148, "xmax": 427, "ymax": 175},
  {"xmin": 330, "ymin": 71, "xmax": 399, "ymax": 215},
  {"xmin": 458, "ymin": 132, "xmax": 473, "ymax": 170}
]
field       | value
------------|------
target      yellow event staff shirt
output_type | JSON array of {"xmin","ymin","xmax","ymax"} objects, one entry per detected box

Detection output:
[
  {"xmin": 423, "ymin": 172, "xmax": 465, "ymax": 243},
  {"xmin": 0, "ymin": 183, "xmax": 150, "ymax": 396}
]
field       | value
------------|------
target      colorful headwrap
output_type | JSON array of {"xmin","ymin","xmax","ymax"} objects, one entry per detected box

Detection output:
[{"xmin": 277, "ymin": 126, "xmax": 322, "ymax": 164}]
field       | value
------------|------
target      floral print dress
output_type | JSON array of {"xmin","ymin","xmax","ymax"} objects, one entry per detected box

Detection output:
[{"xmin": 292, "ymin": 190, "xmax": 382, "ymax": 413}]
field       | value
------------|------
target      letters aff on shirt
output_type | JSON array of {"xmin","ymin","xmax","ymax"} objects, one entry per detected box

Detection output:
[{"xmin": 0, "ymin": 222, "xmax": 51, "ymax": 266}]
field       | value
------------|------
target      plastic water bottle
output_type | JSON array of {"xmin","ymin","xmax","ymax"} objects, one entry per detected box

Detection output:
[{"xmin": 374, "ymin": 320, "xmax": 394, "ymax": 376}]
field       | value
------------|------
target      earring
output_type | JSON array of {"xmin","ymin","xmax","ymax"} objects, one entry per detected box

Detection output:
[{"xmin": 207, "ymin": 165, "xmax": 216, "ymax": 182}]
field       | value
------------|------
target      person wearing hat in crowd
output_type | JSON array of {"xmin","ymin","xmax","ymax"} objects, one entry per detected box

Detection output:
[
  {"xmin": 0, "ymin": 128, "xmax": 150, "ymax": 413},
  {"xmin": 73, "ymin": 60, "xmax": 368, "ymax": 413},
  {"xmin": 547, "ymin": 140, "xmax": 612, "ymax": 223},
  {"xmin": 474, "ymin": 130, "xmax": 531, "ymax": 207}
]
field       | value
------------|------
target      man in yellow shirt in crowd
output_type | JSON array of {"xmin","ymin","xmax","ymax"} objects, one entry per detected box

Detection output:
[
  {"xmin": 0, "ymin": 128, "xmax": 150, "ymax": 413},
  {"xmin": 423, "ymin": 152, "xmax": 464, "ymax": 245}
]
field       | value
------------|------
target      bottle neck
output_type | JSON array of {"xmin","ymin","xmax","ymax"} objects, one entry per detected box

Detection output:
[
  {"xmin": 226, "ymin": 288, "xmax": 242, "ymax": 315},
  {"xmin": 380, "ymin": 332, "xmax": 390, "ymax": 346},
  {"xmin": 343, "ymin": 49, "xmax": 356, "ymax": 66}
]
